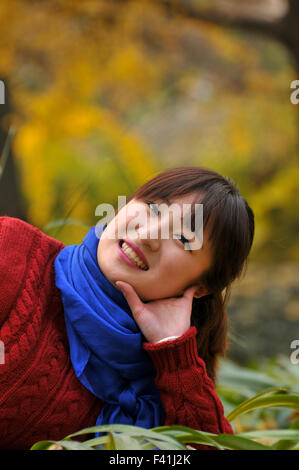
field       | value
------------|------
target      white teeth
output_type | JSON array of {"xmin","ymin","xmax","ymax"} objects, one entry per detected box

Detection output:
[{"xmin": 121, "ymin": 242, "xmax": 148, "ymax": 270}]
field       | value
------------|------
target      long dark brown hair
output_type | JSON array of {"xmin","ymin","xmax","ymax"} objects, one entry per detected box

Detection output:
[{"xmin": 126, "ymin": 166, "xmax": 254, "ymax": 383}]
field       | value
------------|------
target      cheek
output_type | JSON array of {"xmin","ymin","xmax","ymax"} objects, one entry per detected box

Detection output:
[
  {"xmin": 97, "ymin": 236, "xmax": 115, "ymax": 264},
  {"xmin": 158, "ymin": 250, "xmax": 188, "ymax": 279},
  {"xmin": 164, "ymin": 251, "xmax": 199, "ymax": 286},
  {"xmin": 97, "ymin": 238, "xmax": 106, "ymax": 268}
]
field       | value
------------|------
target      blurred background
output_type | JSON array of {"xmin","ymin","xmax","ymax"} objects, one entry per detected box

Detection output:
[{"xmin": 0, "ymin": 0, "xmax": 298, "ymax": 375}]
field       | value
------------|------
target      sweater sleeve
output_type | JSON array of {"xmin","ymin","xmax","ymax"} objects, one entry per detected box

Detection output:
[{"xmin": 142, "ymin": 326, "xmax": 234, "ymax": 450}]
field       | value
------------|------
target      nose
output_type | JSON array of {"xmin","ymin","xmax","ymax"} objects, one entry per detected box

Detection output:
[
  {"xmin": 135, "ymin": 212, "xmax": 165, "ymax": 251},
  {"xmin": 138, "ymin": 234, "xmax": 160, "ymax": 252},
  {"xmin": 137, "ymin": 221, "xmax": 161, "ymax": 251}
]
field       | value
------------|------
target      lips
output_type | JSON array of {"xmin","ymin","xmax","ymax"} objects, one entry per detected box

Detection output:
[
  {"xmin": 119, "ymin": 238, "xmax": 149, "ymax": 271},
  {"xmin": 124, "ymin": 239, "xmax": 149, "ymax": 267}
]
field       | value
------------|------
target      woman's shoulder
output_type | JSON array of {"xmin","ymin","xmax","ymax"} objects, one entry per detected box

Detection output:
[
  {"xmin": 0, "ymin": 216, "xmax": 65, "ymax": 262},
  {"xmin": 0, "ymin": 215, "xmax": 53, "ymax": 237},
  {"xmin": 0, "ymin": 216, "xmax": 65, "ymax": 318},
  {"xmin": 0, "ymin": 215, "xmax": 65, "ymax": 245}
]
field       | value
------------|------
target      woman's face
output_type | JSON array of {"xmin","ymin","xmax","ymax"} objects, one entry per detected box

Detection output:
[{"xmin": 97, "ymin": 193, "xmax": 213, "ymax": 301}]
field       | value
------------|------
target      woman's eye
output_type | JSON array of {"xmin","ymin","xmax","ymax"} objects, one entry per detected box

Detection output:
[
  {"xmin": 174, "ymin": 234, "xmax": 192, "ymax": 250},
  {"xmin": 145, "ymin": 200, "xmax": 159, "ymax": 216}
]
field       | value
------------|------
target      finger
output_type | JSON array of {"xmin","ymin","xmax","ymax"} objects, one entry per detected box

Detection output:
[
  {"xmin": 115, "ymin": 281, "xmax": 144, "ymax": 315},
  {"xmin": 184, "ymin": 285, "xmax": 199, "ymax": 301}
]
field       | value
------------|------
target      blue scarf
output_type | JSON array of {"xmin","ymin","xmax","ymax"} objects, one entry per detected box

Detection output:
[{"xmin": 54, "ymin": 225, "xmax": 165, "ymax": 430}]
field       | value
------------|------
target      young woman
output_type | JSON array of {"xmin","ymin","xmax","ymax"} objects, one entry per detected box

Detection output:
[{"xmin": 0, "ymin": 166, "xmax": 254, "ymax": 450}]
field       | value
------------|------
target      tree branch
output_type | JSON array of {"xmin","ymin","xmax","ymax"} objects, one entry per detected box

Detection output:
[{"xmin": 153, "ymin": 0, "xmax": 289, "ymax": 46}]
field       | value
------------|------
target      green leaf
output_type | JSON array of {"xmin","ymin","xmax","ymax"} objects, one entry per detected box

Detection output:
[
  {"xmin": 81, "ymin": 436, "xmax": 107, "ymax": 447},
  {"xmin": 65, "ymin": 424, "xmax": 186, "ymax": 450},
  {"xmin": 30, "ymin": 441, "xmax": 58, "ymax": 450},
  {"xmin": 141, "ymin": 438, "xmax": 187, "ymax": 450},
  {"xmin": 106, "ymin": 432, "xmax": 144, "ymax": 450},
  {"xmin": 140, "ymin": 441, "xmax": 162, "ymax": 450},
  {"xmin": 86, "ymin": 432, "xmax": 187, "ymax": 450},
  {"xmin": 105, "ymin": 432, "xmax": 117, "ymax": 450},
  {"xmin": 239, "ymin": 429, "xmax": 299, "ymax": 441},
  {"xmin": 31, "ymin": 439, "xmax": 92, "ymax": 450},
  {"xmin": 226, "ymin": 389, "xmax": 299, "ymax": 421},
  {"xmin": 152, "ymin": 425, "xmax": 224, "ymax": 450},
  {"xmin": 57, "ymin": 440, "xmax": 94, "ymax": 450},
  {"xmin": 153, "ymin": 425, "xmax": 273, "ymax": 450},
  {"xmin": 65, "ymin": 423, "xmax": 185, "ymax": 448},
  {"xmin": 272, "ymin": 416, "xmax": 299, "ymax": 450},
  {"xmin": 215, "ymin": 434, "xmax": 271, "ymax": 451},
  {"xmin": 225, "ymin": 387, "xmax": 287, "ymax": 419}
]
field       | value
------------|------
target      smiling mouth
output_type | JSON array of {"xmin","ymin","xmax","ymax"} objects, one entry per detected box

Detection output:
[{"xmin": 119, "ymin": 240, "xmax": 149, "ymax": 271}]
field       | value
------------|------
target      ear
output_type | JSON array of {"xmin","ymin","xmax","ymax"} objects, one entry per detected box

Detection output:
[{"xmin": 193, "ymin": 285, "xmax": 210, "ymax": 299}]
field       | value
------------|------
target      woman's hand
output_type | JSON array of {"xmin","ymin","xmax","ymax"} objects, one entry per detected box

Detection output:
[{"xmin": 115, "ymin": 281, "xmax": 198, "ymax": 343}]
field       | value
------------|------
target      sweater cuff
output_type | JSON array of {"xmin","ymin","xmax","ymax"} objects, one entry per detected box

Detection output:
[{"xmin": 142, "ymin": 326, "xmax": 204, "ymax": 373}]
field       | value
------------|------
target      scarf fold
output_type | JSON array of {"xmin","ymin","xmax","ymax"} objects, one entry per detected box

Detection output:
[{"xmin": 54, "ymin": 225, "xmax": 165, "ymax": 429}]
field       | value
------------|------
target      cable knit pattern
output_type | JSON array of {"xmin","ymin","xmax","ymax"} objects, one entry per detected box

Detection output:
[
  {"xmin": 0, "ymin": 217, "xmax": 233, "ymax": 450},
  {"xmin": 0, "ymin": 217, "xmax": 102, "ymax": 450}
]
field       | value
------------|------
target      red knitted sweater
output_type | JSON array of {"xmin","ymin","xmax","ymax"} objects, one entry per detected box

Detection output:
[{"xmin": 0, "ymin": 216, "xmax": 233, "ymax": 450}]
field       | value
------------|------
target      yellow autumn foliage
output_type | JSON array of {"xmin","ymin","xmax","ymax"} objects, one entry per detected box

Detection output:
[{"xmin": 0, "ymin": 0, "xmax": 297, "ymax": 259}]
